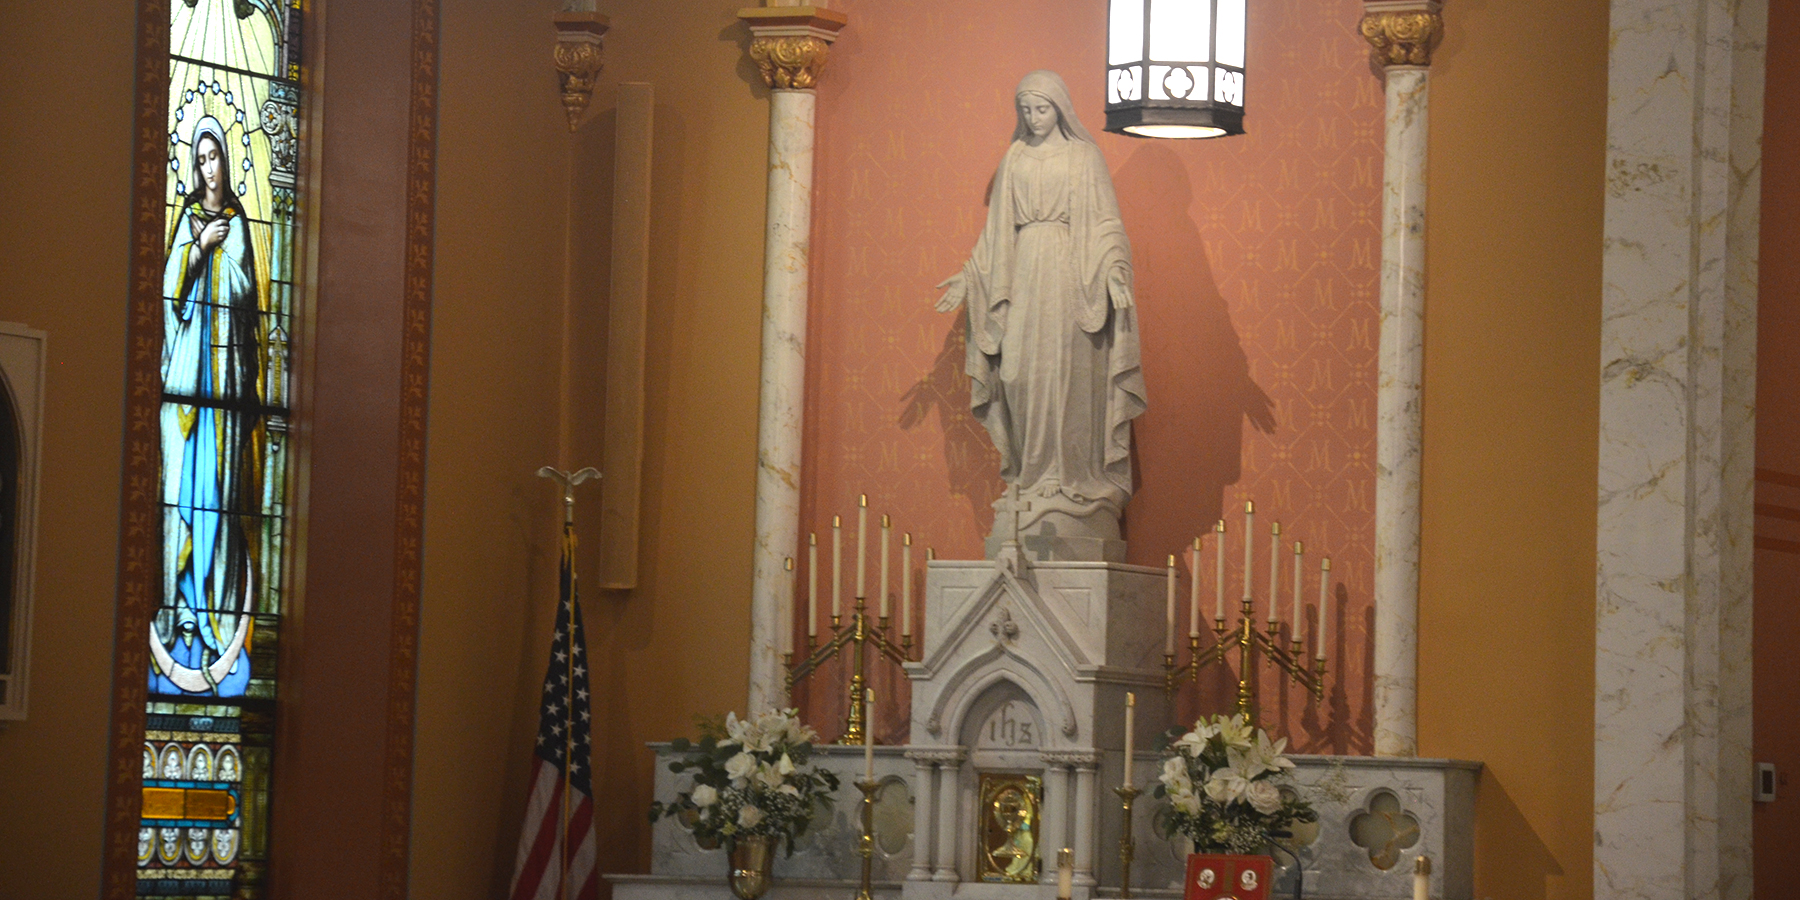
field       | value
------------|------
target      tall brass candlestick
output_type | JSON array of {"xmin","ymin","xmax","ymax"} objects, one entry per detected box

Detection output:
[
  {"xmin": 854, "ymin": 779, "xmax": 879, "ymax": 900},
  {"xmin": 1114, "ymin": 785, "xmax": 1141, "ymax": 899}
]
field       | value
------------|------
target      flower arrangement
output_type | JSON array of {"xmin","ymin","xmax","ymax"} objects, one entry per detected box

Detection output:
[
  {"xmin": 1153, "ymin": 713, "xmax": 1317, "ymax": 855},
  {"xmin": 649, "ymin": 708, "xmax": 840, "ymax": 854}
]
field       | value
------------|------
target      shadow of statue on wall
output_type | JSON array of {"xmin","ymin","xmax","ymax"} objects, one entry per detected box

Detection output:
[
  {"xmin": 1111, "ymin": 143, "xmax": 1274, "ymax": 548},
  {"xmin": 899, "ymin": 316, "xmax": 1004, "ymax": 534}
]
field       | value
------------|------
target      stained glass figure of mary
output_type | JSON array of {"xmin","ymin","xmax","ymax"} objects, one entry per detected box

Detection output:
[
  {"xmin": 936, "ymin": 71, "xmax": 1146, "ymax": 559},
  {"xmin": 151, "ymin": 114, "xmax": 260, "ymax": 697}
]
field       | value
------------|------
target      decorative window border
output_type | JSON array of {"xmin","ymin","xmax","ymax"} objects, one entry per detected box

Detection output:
[{"xmin": 0, "ymin": 323, "xmax": 45, "ymax": 721}]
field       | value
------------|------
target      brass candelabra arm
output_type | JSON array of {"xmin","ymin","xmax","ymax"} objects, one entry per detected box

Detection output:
[
  {"xmin": 785, "ymin": 619, "xmax": 858, "ymax": 686},
  {"xmin": 865, "ymin": 623, "xmax": 911, "ymax": 666}
]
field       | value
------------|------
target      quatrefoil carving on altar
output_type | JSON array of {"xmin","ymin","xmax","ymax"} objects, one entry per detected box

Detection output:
[
  {"xmin": 990, "ymin": 607, "xmax": 1020, "ymax": 643},
  {"xmin": 1348, "ymin": 789, "xmax": 1421, "ymax": 870}
]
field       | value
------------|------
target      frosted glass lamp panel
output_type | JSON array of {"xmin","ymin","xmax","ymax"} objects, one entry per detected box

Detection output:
[
  {"xmin": 1109, "ymin": 66, "xmax": 1143, "ymax": 104},
  {"xmin": 1215, "ymin": 69, "xmax": 1244, "ymax": 107},
  {"xmin": 1150, "ymin": 0, "xmax": 1210, "ymax": 62},
  {"xmin": 1215, "ymin": 0, "xmax": 1245, "ymax": 67},
  {"xmin": 1108, "ymin": 0, "xmax": 1145, "ymax": 65}
]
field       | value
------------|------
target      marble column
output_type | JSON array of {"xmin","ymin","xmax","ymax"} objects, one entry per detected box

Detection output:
[
  {"xmin": 1595, "ymin": 0, "xmax": 1762, "ymax": 897},
  {"xmin": 904, "ymin": 753, "xmax": 937, "ymax": 881},
  {"xmin": 1036, "ymin": 754, "xmax": 1074, "ymax": 886},
  {"xmin": 1071, "ymin": 756, "xmax": 1099, "ymax": 887},
  {"xmin": 737, "ymin": 5, "xmax": 848, "ymax": 712},
  {"xmin": 1359, "ymin": 0, "xmax": 1440, "ymax": 759},
  {"xmin": 934, "ymin": 752, "xmax": 964, "ymax": 882}
]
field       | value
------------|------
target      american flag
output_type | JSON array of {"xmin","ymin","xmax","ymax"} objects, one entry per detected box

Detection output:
[{"xmin": 509, "ymin": 529, "xmax": 597, "ymax": 900}]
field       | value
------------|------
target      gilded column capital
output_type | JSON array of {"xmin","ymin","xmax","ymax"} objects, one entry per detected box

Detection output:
[
  {"xmin": 1360, "ymin": 1, "xmax": 1442, "ymax": 68},
  {"xmin": 738, "ymin": 6, "xmax": 849, "ymax": 90},
  {"xmin": 552, "ymin": 12, "xmax": 609, "ymax": 131}
]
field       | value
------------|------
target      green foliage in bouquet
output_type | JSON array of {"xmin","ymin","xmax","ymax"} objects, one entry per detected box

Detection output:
[
  {"xmin": 1153, "ymin": 714, "xmax": 1317, "ymax": 855},
  {"xmin": 648, "ymin": 709, "xmax": 840, "ymax": 856}
]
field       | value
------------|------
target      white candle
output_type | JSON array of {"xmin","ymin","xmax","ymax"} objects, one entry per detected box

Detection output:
[
  {"xmin": 1188, "ymin": 538, "xmax": 1202, "ymax": 638},
  {"xmin": 808, "ymin": 533, "xmax": 818, "ymax": 638},
  {"xmin": 1268, "ymin": 522, "xmax": 1281, "ymax": 624},
  {"xmin": 832, "ymin": 516, "xmax": 843, "ymax": 619},
  {"xmin": 1164, "ymin": 554, "xmax": 1177, "ymax": 657},
  {"xmin": 1317, "ymin": 557, "xmax": 1331, "ymax": 660},
  {"xmin": 1413, "ymin": 856, "xmax": 1431, "ymax": 900},
  {"xmin": 782, "ymin": 557, "xmax": 794, "ymax": 655},
  {"xmin": 1242, "ymin": 501, "xmax": 1255, "ymax": 612},
  {"xmin": 1292, "ymin": 541, "xmax": 1304, "ymax": 643},
  {"xmin": 863, "ymin": 688, "xmax": 876, "ymax": 780},
  {"xmin": 878, "ymin": 514, "xmax": 891, "ymax": 619},
  {"xmin": 1056, "ymin": 848, "xmax": 1073, "ymax": 899},
  {"xmin": 1213, "ymin": 520, "xmax": 1226, "ymax": 620},
  {"xmin": 856, "ymin": 494, "xmax": 869, "ymax": 601},
  {"xmin": 1122, "ymin": 692, "xmax": 1136, "ymax": 789},
  {"xmin": 901, "ymin": 534, "xmax": 913, "ymax": 637}
]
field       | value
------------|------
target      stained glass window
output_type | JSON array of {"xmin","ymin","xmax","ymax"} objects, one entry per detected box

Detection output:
[{"xmin": 142, "ymin": 0, "xmax": 302, "ymax": 896}]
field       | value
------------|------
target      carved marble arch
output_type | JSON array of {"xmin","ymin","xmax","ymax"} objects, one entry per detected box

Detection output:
[{"xmin": 927, "ymin": 651, "xmax": 1077, "ymax": 748}]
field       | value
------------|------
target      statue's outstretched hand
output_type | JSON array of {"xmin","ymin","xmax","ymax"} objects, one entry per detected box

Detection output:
[
  {"xmin": 935, "ymin": 272, "xmax": 967, "ymax": 313},
  {"xmin": 1107, "ymin": 267, "xmax": 1134, "ymax": 310}
]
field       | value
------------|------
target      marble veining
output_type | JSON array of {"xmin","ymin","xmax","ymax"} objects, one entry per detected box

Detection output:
[
  {"xmin": 750, "ymin": 89, "xmax": 818, "ymax": 712},
  {"xmin": 1373, "ymin": 67, "xmax": 1428, "ymax": 759},
  {"xmin": 1594, "ymin": 0, "xmax": 1761, "ymax": 897}
]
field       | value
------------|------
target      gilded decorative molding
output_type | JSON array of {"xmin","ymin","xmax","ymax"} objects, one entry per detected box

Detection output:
[
  {"xmin": 737, "ymin": 6, "xmax": 847, "ymax": 91},
  {"xmin": 552, "ymin": 12, "xmax": 608, "ymax": 131},
  {"xmin": 1359, "ymin": 6, "xmax": 1442, "ymax": 68},
  {"xmin": 749, "ymin": 35, "xmax": 832, "ymax": 90}
]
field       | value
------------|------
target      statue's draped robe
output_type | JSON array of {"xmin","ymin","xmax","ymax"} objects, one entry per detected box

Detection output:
[
  {"xmin": 155, "ymin": 199, "xmax": 261, "ymax": 696},
  {"xmin": 960, "ymin": 136, "xmax": 1146, "ymax": 530}
]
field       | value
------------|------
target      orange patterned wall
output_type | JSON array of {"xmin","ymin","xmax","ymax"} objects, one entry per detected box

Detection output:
[{"xmin": 794, "ymin": 0, "xmax": 1381, "ymax": 754}]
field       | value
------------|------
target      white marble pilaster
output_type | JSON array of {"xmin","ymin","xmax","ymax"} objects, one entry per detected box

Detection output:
[
  {"xmin": 740, "ymin": 6, "xmax": 846, "ymax": 712},
  {"xmin": 933, "ymin": 755, "xmax": 962, "ymax": 882},
  {"xmin": 1072, "ymin": 759, "xmax": 1098, "ymax": 887},
  {"xmin": 1595, "ymin": 1, "xmax": 1762, "ymax": 898},
  {"xmin": 1036, "ymin": 756, "xmax": 1072, "ymax": 885},
  {"xmin": 905, "ymin": 754, "xmax": 937, "ymax": 881},
  {"xmin": 1372, "ymin": 65, "xmax": 1428, "ymax": 759}
]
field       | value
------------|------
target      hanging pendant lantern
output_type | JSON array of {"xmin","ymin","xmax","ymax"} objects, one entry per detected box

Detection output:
[{"xmin": 1105, "ymin": 0, "xmax": 1247, "ymax": 138}]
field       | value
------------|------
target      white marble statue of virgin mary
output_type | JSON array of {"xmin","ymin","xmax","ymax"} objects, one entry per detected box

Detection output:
[{"xmin": 937, "ymin": 70, "xmax": 1146, "ymax": 555}]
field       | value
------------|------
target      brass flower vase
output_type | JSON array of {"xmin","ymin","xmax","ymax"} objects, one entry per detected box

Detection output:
[{"xmin": 727, "ymin": 834, "xmax": 776, "ymax": 900}]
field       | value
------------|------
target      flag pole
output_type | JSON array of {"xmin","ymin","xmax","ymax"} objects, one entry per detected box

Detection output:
[{"xmin": 538, "ymin": 466, "xmax": 599, "ymax": 900}]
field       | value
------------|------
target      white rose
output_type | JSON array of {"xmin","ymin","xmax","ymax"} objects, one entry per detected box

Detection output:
[
  {"xmin": 690, "ymin": 784, "xmax": 719, "ymax": 808},
  {"xmin": 1244, "ymin": 780, "xmax": 1284, "ymax": 815},
  {"xmin": 725, "ymin": 752, "xmax": 757, "ymax": 784},
  {"xmin": 738, "ymin": 805, "xmax": 765, "ymax": 829}
]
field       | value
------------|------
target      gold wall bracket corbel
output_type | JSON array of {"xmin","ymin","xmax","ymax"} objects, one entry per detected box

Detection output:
[
  {"xmin": 737, "ymin": 5, "xmax": 848, "ymax": 90},
  {"xmin": 1359, "ymin": 0, "xmax": 1443, "ymax": 69},
  {"xmin": 552, "ymin": 11, "xmax": 610, "ymax": 131}
]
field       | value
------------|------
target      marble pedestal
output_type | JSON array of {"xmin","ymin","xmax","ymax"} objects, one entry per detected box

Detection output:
[{"xmin": 613, "ymin": 747, "xmax": 1479, "ymax": 900}]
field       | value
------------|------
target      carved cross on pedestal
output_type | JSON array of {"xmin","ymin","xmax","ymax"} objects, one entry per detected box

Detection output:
[{"xmin": 996, "ymin": 482, "xmax": 1032, "ymax": 545}]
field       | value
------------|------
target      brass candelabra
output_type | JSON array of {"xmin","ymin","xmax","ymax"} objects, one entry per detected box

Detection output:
[
  {"xmin": 785, "ymin": 591, "xmax": 909, "ymax": 745},
  {"xmin": 1166, "ymin": 591, "xmax": 1325, "ymax": 723}
]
